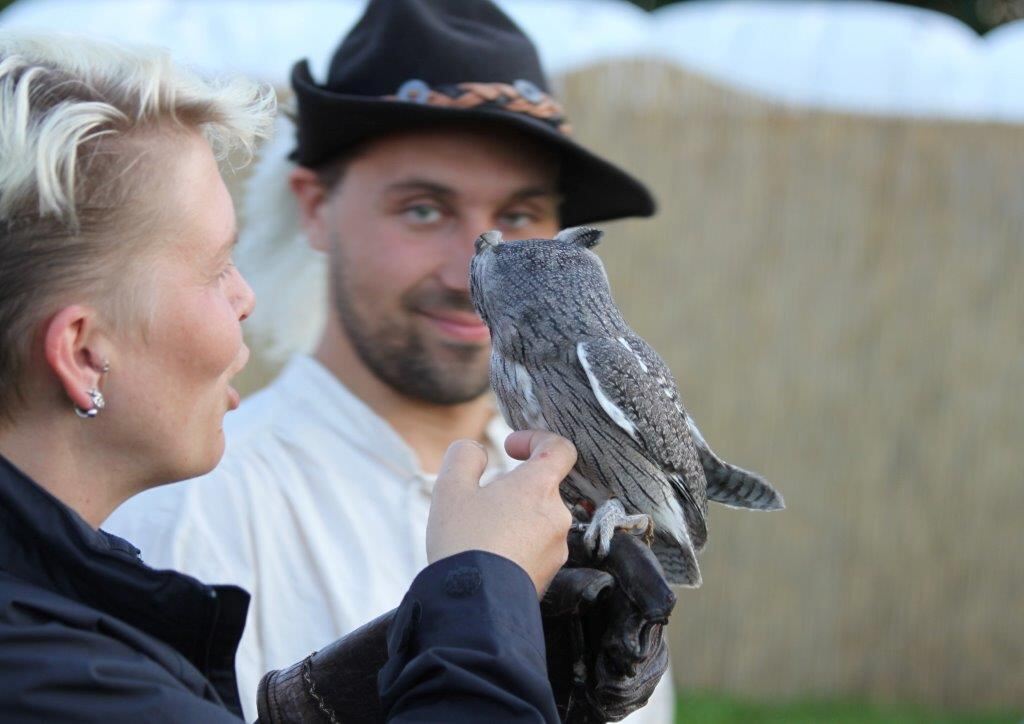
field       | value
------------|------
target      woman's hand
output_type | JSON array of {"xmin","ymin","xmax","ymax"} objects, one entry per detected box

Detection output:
[{"xmin": 427, "ymin": 430, "xmax": 576, "ymax": 597}]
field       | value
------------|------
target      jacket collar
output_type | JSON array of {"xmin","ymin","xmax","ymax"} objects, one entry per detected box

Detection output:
[{"xmin": 0, "ymin": 454, "xmax": 248, "ymax": 713}]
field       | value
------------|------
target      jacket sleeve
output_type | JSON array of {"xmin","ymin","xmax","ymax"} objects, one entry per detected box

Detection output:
[
  {"xmin": 378, "ymin": 550, "xmax": 559, "ymax": 724},
  {"xmin": 0, "ymin": 620, "xmax": 241, "ymax": 723}
]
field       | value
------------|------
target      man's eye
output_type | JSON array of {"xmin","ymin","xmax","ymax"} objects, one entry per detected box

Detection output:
[
  {"xmin": 218, "ymin": 261, "xmax": 236, "ymax": 280},
  {"xmin": 500, "ymin": 212, "xmax": 535, "ymax": 230},
  {"xmin": 403, "ymin": 205, "xmax": 443, "ymax": 224}
]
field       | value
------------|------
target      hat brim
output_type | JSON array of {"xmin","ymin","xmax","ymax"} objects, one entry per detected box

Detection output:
[{"xmin": 290, "ymin": 61, "xmax": 655, "ymax": 227}]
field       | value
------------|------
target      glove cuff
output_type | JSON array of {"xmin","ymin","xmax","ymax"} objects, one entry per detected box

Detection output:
[{"xmin": 256, "ymin": 610, "xmax": 393, "ymax": 723}]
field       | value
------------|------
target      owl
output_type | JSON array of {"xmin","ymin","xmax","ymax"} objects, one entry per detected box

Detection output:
[{"xmin": 469, "ymin": 227, "xmax": 783, "ymax": 586}]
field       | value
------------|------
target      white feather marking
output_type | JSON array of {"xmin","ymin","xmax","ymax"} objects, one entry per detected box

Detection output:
[
  {"xmin": 235, "ymin": 116, "xmax": 325, "ymax": 362},
  {"xmin": 577, "ymin": 342, "xmax": 638, "ymax": 441},
  {"xmin": 655, "ymin": 488, "xmax": 691, "ymax": 546},
  {"xmin": 685, "ymin": 414, "xmax": 708, "ymax": 447},
  {"xmin": 617, "ymin": 336, "xmax": 649, "ymax": 372},
  {"xmin": 511, "ymin": 361, "xmax": 546, "ymax": 429}
]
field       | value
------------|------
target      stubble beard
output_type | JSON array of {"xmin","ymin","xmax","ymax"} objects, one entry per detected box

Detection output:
[{"xmin": 329, "ymin": 255, "xmax": 493, "ymax": 406}]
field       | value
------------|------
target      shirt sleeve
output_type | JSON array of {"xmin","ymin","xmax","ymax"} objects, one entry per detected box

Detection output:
[
  {"xmin": 378, "ymin": 550, "xmax": 559, "ymax": 724},
  {"xmin": 0, "ymin": 620, "xmax": 241, "ymax": 724}
]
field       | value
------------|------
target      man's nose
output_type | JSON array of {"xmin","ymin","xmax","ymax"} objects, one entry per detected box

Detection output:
[{"xmin": 438, "ymin": 216, "xmax": 492, "ymax": 290}]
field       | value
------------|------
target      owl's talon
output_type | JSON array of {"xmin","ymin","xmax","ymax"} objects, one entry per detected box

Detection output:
[{"xmin": 582, "ymin": 499, "xmax": 654, "ymax": 561}]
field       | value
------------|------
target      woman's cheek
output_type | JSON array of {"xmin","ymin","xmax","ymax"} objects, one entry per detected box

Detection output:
[
  {"xmin": 192, "ymin": 288, "xmax": 245, "ymax": 377},
  {"xmin": 212, "ymin": 298, "xmax": 245, "ymax": 371}
]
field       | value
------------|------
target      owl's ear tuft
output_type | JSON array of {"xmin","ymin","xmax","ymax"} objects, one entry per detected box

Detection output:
[{"xmin": 555, "ymin": 226, "xmax": 603, "ymax": 249}]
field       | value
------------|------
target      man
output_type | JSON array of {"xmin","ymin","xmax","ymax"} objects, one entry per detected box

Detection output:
[{"xmin": 108, "ymin": 1, "xmax": 674, "ymax": 721}]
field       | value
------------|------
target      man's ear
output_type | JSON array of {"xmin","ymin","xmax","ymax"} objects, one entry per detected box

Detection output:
[
  {"xmin": 43, "ymin": 305, "xmax": 109, "ymax": 412},
  {"xmin": 289, "ymin": 167, "xmax": 332, "ymax": 252}
]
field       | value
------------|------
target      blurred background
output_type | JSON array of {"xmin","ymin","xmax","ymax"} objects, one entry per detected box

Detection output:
[{"xmin": 3, "ymin": 1, "xmax": 1020, "ymax": 721}]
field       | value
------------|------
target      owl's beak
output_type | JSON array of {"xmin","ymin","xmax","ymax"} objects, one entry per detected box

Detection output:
[{"xmin": 474, "ymin": 229, "xmax": 503, "ymax": 254}]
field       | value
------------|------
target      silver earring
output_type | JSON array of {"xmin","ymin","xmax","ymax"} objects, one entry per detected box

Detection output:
[{"xmin": 74, "ymin": 388, "xmax": 105, "ymax": 419}]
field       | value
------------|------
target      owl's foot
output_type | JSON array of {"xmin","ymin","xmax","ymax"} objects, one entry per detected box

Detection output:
[{"xmin": 582, "ymin": 499, "xmax": 654, "ymax": 560}]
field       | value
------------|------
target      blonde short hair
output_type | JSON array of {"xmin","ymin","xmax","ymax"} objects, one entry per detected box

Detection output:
[{"xmin": 0, "ymin": 32, "xmax": 276, "ymax": 419}]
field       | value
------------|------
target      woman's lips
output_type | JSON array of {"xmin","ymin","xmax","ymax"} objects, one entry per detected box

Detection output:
[
  {"xmin": 421, "ymin": 310, "xmax": 491, "ymax": 343},
  {"xmin": 226, "ymin": 345, "xmax": 249, "ymax": 411}
]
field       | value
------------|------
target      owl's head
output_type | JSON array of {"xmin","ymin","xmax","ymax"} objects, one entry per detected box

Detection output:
[{"xmin": 470, "ymin": 226, "xmax": 621, "ymax": 356}]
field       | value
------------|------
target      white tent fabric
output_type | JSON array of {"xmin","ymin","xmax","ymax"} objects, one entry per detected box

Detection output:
[
  {"xmin": 5, "ymin": 0, "xmax": 1021, "ymax": 360},
  {"xmin": 2, "ymin": 0, "xmax": 1023, "ymax": 121}
]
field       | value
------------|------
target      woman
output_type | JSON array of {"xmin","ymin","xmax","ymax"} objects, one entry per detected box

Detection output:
[{"xmin": 0, "ymin": 33, "xmax": 574, "ymax": 722}]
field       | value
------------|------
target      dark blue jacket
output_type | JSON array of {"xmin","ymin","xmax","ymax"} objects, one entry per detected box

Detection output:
[{"xmin": 0, "ymin": 454, "xmax": 559, "ymax": 722}]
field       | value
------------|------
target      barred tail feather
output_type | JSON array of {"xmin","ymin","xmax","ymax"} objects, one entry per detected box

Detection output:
[
  {"xmin": 685, "ymin": 414, "xmax": 784, "ymax": 511},
  {"xmin": 699, "ymin": 447, "xmax": 784, "ymax": 511},
  {"xmin": 651, "ymin": 533, "xmax": 702, "ymax": 587}
]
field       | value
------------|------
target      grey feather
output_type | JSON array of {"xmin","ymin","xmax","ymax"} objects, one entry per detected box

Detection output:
[
  {"xmin": 576, "ymin": 337, "xmax": 709, "ymax": 550},
  {"xmin": 470, "ymin": 227, "xmax": 784, "ymax": 586},
  {"xmin": 691, "ymin": 423, "xmax": 785, "ymax": 511}
]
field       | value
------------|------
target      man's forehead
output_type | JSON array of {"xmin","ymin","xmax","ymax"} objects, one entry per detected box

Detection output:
[{"xmin": 349, "ymin": 126, "xmax": 560, "ymax": 183}]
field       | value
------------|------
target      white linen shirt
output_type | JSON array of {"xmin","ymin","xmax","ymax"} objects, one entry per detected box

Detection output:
[{"xmin": 105, "ymin": 355, "xmax": 672, "ymax": 723}]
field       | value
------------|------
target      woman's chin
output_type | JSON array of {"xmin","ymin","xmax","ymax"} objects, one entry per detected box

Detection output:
[{"xmin": 184, "ymin": 429, "xmax": 228, "ymax": 483}]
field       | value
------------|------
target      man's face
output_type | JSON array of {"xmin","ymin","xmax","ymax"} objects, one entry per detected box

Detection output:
[{"xmin": 315, "ymin": 127, "xmax": 560, "ymax": 404}]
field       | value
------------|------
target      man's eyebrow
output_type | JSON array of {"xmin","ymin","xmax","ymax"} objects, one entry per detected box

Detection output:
[
  {"xmin": 384, "ymin": 180, "xmax": 561, "ymax": 204},
  {"xmin": 508, "ymin": 186, "xmax": 561, "ymax": 203},
  {"xmin": 384, "ymin": 179, "xmax": 457, "ymax": 198}
]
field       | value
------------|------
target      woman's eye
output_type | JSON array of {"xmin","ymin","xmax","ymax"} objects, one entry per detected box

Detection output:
[
  {"xmin": 218, "ymin": 261, "xmax": 236, "ymax": 280},
  {"xmin": 403, "ymin": 204, "xmax": 443, "ymax": 224}
]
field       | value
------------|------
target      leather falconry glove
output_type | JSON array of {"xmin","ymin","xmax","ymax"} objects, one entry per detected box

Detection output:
[
  {"xmin": 542, "ymin": 528, "xmax": 676, "ymax": 723},
  {"xmin": 256, "ymin": 610, "xmax": 394, "ymax": 723},
  {"xmin": 256, "ymin": 530, "xmax": 674, "ymax": 724}
]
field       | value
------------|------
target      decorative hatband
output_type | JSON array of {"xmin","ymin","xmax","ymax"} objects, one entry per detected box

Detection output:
[{"xmin": 385, "ymin": 79, "xmax": 572, "ymax": 135}]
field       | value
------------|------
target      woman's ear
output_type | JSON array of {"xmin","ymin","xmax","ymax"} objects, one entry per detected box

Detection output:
[
  {"xmin": 43, "ymin": 305, "xmax": 109, "ymax": 412},
  {"xmin": 289, "ymin": 167, "xmax": 332, "ymax": 252}
]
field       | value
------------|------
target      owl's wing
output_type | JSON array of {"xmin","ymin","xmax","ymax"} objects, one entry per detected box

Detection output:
[
  {"xmin": 576, "ymin": 336, "xmax": 708, "ymax": 545},
  {"xmin": 626, "ymin": 336, "xmax": 784, "ymax": 512}
]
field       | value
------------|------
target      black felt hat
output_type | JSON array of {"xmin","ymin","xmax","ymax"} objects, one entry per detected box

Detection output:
[{"xmin": 290, "ymin": 0, "xmax": 656, "ymax": 226}]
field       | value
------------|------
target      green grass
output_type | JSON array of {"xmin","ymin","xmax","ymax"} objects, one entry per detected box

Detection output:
[{"xmin": 675, "ymin": 691, "xmax": 1021, "ymax": 724}]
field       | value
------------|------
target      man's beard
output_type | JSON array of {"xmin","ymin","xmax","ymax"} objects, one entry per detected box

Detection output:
[{"xmin": 330, "ymin": 257, "xmax": 492, "ymax": 405}]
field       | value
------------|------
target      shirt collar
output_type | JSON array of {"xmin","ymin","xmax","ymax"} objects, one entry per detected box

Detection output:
[{"xmin": 273, "ymin": 355, "xmax": 515, "ymax": 484}]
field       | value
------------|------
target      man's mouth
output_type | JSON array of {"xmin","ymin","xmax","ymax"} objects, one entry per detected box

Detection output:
[{"xmin": 419, "ymin": 309, "xmax": 491, "ymax": 343}]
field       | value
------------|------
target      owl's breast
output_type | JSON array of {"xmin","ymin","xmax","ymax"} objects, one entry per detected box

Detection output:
[{"xmin": 490, "ymin": 353, "xmax": 548, "ymax": 432}]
